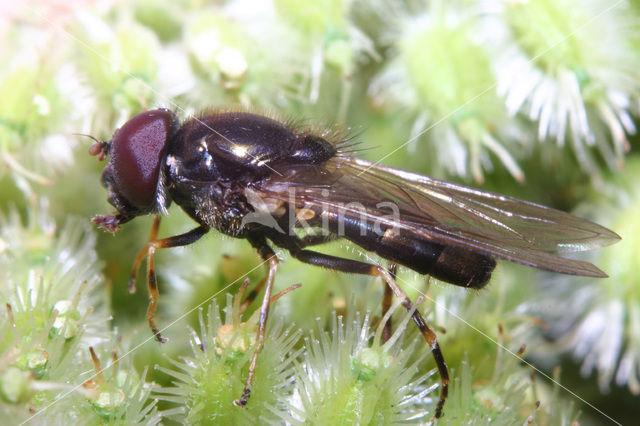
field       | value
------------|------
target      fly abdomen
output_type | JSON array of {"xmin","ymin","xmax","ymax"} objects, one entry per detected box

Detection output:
[
  {"xmin": 332, "ymin": 215, "xmax": 495, "ymax": 289},
  {"xmin": 428, "ymin": 245, "xmax": 495, "ymax": 289}
]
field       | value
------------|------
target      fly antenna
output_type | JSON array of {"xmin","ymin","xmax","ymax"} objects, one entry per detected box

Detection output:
[{"xmin": 75, "ymin": 133, "xmax": 110, "ymax": 162}]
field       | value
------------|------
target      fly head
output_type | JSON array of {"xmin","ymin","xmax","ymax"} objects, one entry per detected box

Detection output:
[{"xmin": 90, "ymin": 109, "xmax": 179, "ymax": 231}]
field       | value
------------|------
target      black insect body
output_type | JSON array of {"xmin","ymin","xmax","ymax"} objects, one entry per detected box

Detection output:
[{"xmin": 90, "ymin": 109, "xmax": 620, "ymax": 418}]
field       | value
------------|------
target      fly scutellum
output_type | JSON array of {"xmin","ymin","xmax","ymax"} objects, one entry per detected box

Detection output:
[{"xmin": 89, "ymin": 108, "xmax": 620, "ymax": 418}]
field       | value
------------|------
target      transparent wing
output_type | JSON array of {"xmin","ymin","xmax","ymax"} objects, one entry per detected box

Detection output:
[{"xmin": 257, "ymin": 156, "xmax": 619, "ymax": 277}]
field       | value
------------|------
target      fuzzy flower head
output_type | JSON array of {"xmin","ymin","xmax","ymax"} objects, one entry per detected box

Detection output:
[
  {"xmin": 0, "ymin": 200, "xmax": 132, "ymax": 422},
  {"xmin": 73, "ymin": 11, "xmax": 161, "ymax": 123},
  {"xmin": 0, "ymin": 200, "xmax": 106, "ymax": 348},
  {"xmin": 283, "ymin": 302, "xmax": 438, "ymax": 423},
  {"xmin": 0, "ymin": 23, "xmax": 76, "ymax": 190},
  {"xmin": 270, "ymin": 0, "xmax": 377, "ymax": 120},
  {"xmin": 154, "ymin": 288, "xmax": 301, "ymax": 424},
  {"xmin": 444, "ymin": 350, "xmax": 580, "ymax": 425},
  {"xmin": 495, "ymin": 0, "xmax": 640, "ymax": 176},
  {"xmin": 73, "ymin": 346, "xmax": 161, "ymax": 424},
  {"xmin": 184, "ymin": 11, "xmax": 251, "ymax": 92},
  {"xmin": 370, "ymin": 2, "xmax": 526, "ymax": 183},
  {"xmin": 530, "ymin": 158, "xmax": 640, "ymax": 396},
  {"xmin": 12, "ymin": 341, "xmax": 162, "ymax": 424}
]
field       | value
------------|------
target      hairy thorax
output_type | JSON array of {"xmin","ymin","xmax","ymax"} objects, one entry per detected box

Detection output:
[{"xmin": 167, "ymin": 176, "xmax": 255, "ymax": 237}]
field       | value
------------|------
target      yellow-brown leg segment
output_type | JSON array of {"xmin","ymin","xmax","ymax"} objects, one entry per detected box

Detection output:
[
  {"xmin": 131, "ymin": 224, "xmax": 209, "ymax": 343},
  {"xmin": 289, "ymin": 249, "xmax": 449, "ymax": 419},
  {"xmin": 234, "ymin": 238, "xmax": 278, "ymax": 407},
  {"xmin": 239, "ymin": 267, "xmax": 268, "ymax": 314},
  {"xmin": 381, "ymin": 263, "xmax": 397, "ymax": 343},
  {"xmin": 239, "ymin": 264, "xmax": 304, "ymax": 313},
  {"xmin": 145, "ymin": 243, "xmax": 165, "ymax": 342},
  {"xmin": 269, "ymin": 283, "xmax": 301, "ymax": 304},
  {"xmin": 128, "ymin": 216, "xmax": 162, "ymax": 293}
]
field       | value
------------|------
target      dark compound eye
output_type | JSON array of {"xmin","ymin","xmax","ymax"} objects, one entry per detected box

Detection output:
[{"xmin": 109, "ymin": 109, "xmax": 177, "ymax": 209}]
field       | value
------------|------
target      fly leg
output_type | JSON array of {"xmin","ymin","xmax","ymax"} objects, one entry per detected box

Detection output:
[
  {"xmin": 300, "ymin": 233, "xmax": 337, "ymax": 247},
  {"xmin": 129, "ymin": 219, "xmax": 209, "ymax": 342},
  {"xmin": 128, "ymin": 216, "xmax": 162, "ymax": 293},
  {"xmin": 239, "ymin": 233, "xmax": 334, "ymax": 312},
  {"xmin": 234, "ymin": 234, "xmax": 278, "ymax": 407},
  {"xmin": 238, "ymin": 267, "xmax": 268, "ymax": 314},
  {"xmin": 381, "ymin": 263, "xmax": 397, "ymax": 343},
  {"xmin": 289, "ymin": 249, "xmax": 449, "ymax": 419}
]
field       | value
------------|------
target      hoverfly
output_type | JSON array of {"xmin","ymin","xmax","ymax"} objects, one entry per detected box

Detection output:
[{"xmin": 89, "ymin": 109, "xmax": 619, "ymax": 418}]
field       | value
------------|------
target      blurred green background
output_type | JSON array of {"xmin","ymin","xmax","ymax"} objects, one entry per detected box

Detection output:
[{"xmin": 1, "ymin": 0, "xmax": 639, "ymax": 424}]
